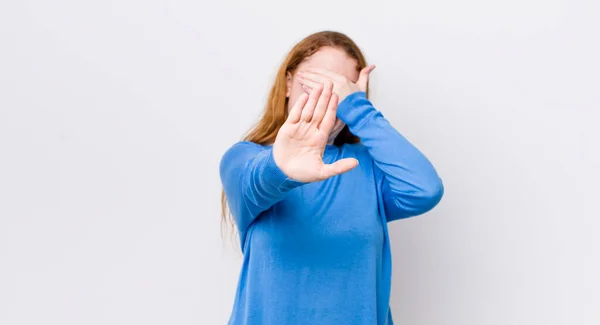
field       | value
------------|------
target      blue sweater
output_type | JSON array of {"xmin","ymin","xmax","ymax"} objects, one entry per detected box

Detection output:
[{"xmin": 220, "ymin": 91, "xmax": 444, "ymax": 325}]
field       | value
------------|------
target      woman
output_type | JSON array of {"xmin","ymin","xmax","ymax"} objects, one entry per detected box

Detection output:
[{"xmin": 219, "ymin": 31, "xmax": 444, "ymax": 325}]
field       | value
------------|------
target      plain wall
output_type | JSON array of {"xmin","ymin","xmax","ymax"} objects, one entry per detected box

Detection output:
[{"xmin": 1, "ymin": 0, "xmax": 598, "ymax": 324}]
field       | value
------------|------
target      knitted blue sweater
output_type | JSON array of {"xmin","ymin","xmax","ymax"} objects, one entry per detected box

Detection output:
[{"xmin": 220, "ymin": 91, "xmax": 444, "ymax": 325}]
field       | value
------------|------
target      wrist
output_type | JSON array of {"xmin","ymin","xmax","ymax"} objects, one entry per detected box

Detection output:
[
  {"xmin": 336, "ymin": 91, "xmax": 370, "ymax": 126},
  {"xmin": 264, "ymin": 146, "xmax": 306, "ymax": 190}
]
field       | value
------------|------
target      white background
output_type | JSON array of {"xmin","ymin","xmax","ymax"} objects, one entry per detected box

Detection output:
[{"xmin": 1, "ymin": 0, "xmax": 599, "ymax": 324}]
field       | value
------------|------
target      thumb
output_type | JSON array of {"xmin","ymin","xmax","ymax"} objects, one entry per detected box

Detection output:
[
  {"xmin": 356, "ymin": 65, "xmax": 376, "ymax": 91},
  {"xmin": 319, "ymin": 158, "xmax": 359, "ymax": 180}
]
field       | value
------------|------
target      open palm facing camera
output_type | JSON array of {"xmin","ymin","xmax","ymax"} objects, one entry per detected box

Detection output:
[{"xmin": 272, "ymin": 81, "xmax": 359, "ymax": 183}]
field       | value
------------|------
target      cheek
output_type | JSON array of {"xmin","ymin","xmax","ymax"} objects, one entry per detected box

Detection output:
[{"xmin": 287, "ymin": 79, "xmax": 308, "ymax": 111}]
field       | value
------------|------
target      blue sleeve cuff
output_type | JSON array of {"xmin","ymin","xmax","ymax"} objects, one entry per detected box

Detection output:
[
  {"xmin": 261, "ymin": 148, "xmax": 306, "ymax": 191},
  {"xmin": 336, "ymin": 91, "xmax": 376, "ymax": 129}
]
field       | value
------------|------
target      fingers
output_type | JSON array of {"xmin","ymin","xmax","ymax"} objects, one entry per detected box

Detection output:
[
  {"xmin": 317, "ymin": 92, "xmax": 338, "ymax": 132},
  {"xmin": 356, "ymin": 64, "xmax": 376, "ymax": 91},
  {"xmin": 304, "ymin": 68, "xmax": 345, "ymax": 82},
  {"xmin": 300, "ymin": 83, "xmax": 323, "ymax": 122},
  {"xmin": 298, "ymin": 77, "xmax": 320, "ymax": 93},
  {"xmin": 320, "ymin": 158, "xmax": 359, "ymax": 179},
  {"xmin": 298, "ymin": 71, "xmax": 332, "ymax": 86},
  {"xmin": 310, "ymin": 80, "xmax": 333, "ymax": 126},
  {"xmin": 286, "ymin": 93, "xmax": 309, "ymax": 124},
  {"xmin": 302, "ymin": 65, "xmax": 376, "ymax": 92}
]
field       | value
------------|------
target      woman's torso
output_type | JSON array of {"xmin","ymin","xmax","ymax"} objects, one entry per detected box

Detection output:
[{"xmin": 229, "ymin": 144, "xmax": 389, "ymax": 325}]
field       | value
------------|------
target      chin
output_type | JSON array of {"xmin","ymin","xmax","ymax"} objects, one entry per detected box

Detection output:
[
  {"xmin": 327, "ymin": 128, "xmax": 345, "ymax": 144},
  {"xmin": 326, "ymin": 119, "xmax": 346, "ymax": 143}
]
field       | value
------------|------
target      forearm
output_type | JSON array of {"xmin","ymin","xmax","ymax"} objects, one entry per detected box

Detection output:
[
  {"xmin": 220, "ymin": 142, "xmax": 305, "ymax": 231},
  {"xmin": 242, "ymin": 146, "xmax": 305, "ymax": 207},
  {"xmin": 337, "ymin": 92, "xmax": 444, "ymax": 217}
]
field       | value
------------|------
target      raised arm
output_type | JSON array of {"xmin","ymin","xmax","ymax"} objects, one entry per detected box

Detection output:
[
  {"xmin": 298, "ymin": 66, "xmax": 444, "ymax": 221},
  {"xmin": 337, "ymin": 91, "xmax": 444, "ymax": 221},
  {"xmin": 220, "ymin": 81, "xmax": 360, "ymax": 241},
  {"xmin": 220, "ymin": 142, "xmax": 304, "ymax": 238}
]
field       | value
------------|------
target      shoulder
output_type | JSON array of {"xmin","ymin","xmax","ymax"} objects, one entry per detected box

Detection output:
[
  {"xmin": 222, "ymin": 141, "xmax": 266, "ymax": 159},
  {"xmin": 226, "ymin": 141, "xmax": 265, "ymax": 152},
  {"xmin": 342, "ymin": 142, "xmax": 375, "ymax": 166},
  {"xmin": 343, "ymin": 142, "xmax": 370, "ymax": 157},
  {"xmin": 220, "ymin": 141, "xmax": 267, "ymax": 172}
]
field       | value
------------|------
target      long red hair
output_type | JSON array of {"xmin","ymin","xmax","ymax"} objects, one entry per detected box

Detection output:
[{"xmin": 221, "ymin": 31, "xmax": 370, "ymax": 243}]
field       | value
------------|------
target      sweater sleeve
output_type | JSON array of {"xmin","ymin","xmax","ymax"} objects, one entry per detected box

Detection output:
[
  {"xmin": 219, "ymin": 142, "xmax": 306, "ymax": 243},
  {"xmin": 337, "ymin": 91, "xmax": 444, "ymax": 221}
]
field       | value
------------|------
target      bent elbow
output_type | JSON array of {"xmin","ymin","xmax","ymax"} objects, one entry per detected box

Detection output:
[
  {"xmin": 417, "ymin": 178, "xmax": 444, "ymax": 214},
  {"xmin": 399, "ymin": 179, "xmax": 444, "ymax": 217},
  {"xmin": 430, "ymin": 178, "xmax": 444, "ymax": 200}
]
